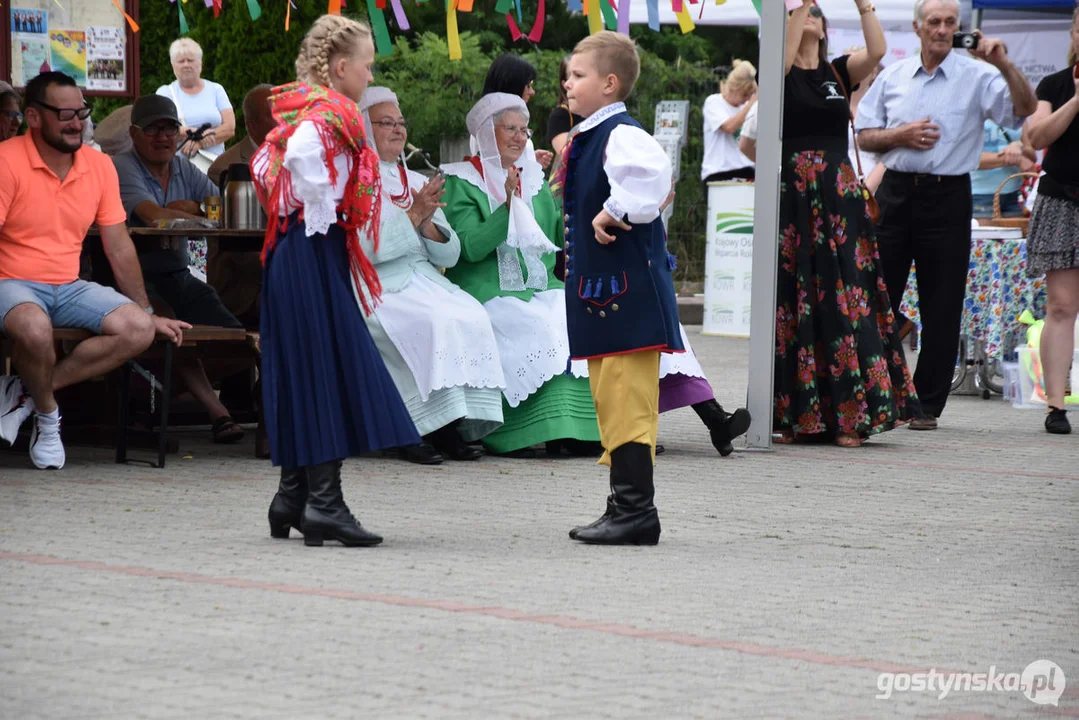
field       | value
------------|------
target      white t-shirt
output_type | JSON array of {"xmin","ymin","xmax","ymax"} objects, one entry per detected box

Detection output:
[{"xmin": 701, "ymin": 94, "xmax": 754, "ymax": 180}]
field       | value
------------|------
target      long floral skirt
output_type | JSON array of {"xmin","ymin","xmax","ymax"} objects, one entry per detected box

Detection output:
[{"xmin": 774, "ymin": 147, "xmax": 920, "ymax": 439}]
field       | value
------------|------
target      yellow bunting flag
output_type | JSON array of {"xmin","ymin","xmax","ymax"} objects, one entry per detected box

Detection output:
[
  {"xmin": 447, "ymin": 0, "xmax": 462, "ymax": 60},
  {"xmin": 112, "ymin": 0, "xmax": 139, "ymax": 31},
  {"xmin": 328, "ymin": 0, "xmax": 342, "ymax": 14},
  {"xmin": 285, "ymin": 0, "xmax": 291, "ymax": 30},
  {"xmin": 586, "ymin": 0, "xmax": 602, "ymax": 34},
  {"xmin": 674, "ymin": 0, "xmax": 695, "ymax": 32}
]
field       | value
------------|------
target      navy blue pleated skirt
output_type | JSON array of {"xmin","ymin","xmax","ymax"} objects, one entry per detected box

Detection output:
[{"xmin": 260, "ymin": 220, "xmax": 420, "ymax": 468}]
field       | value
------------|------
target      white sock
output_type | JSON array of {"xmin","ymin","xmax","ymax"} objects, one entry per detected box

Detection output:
[{"xmin": 37, "ymin": 408, "xmax": 61, "ymax": 424}]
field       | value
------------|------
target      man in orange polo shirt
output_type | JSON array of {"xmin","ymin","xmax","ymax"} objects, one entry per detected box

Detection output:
[{"xmin": 0, "ymin": 72, "xmax": 189, "ymax": 470}]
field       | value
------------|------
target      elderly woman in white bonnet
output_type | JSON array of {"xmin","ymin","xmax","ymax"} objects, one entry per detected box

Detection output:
[
  {"xmin": 440, "ymin": 92, "xmax": 600, "ymax": 458},
  {"xmin": 354, "ymin": 87, "xmax": 507, "ymax": 465}
]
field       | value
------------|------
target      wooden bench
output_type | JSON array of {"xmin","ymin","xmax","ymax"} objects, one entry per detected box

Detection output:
[{"xmin": 2, "ymin": 325, "xmax": 251, "ymax": 469}]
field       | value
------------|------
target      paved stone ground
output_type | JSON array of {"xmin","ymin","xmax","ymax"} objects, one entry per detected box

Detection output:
[{"xmin": 1, "ymin": 328, "xmax": 1076, "ymax": 719}]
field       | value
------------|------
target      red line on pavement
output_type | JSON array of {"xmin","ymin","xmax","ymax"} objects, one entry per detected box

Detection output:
[{"xmin": 3, "ymin": 548, "xmax": 1077, "ymax": 705}]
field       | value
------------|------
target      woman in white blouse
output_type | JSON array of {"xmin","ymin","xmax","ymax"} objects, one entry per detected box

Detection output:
[
  {"xmin": 156, "ymin": 38, "xmax": 235, "ymax": 163},
  {"xmin": 253, "ymin": 16, "xmax": 420, "ymax": 548},
  {"xmin": 700, "ymin": 59, "xmax": 757, "ymax": 183}
]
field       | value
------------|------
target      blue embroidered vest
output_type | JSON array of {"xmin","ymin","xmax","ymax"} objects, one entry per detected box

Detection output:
[{"xmin": 562, "ymin": 112, "xmax": 683, "ymax": 360}]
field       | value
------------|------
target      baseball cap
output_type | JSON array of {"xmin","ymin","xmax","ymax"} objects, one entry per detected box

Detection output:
[{"xmin": 130, "ymin": 95, "xmax": 181, "ymax": 128}]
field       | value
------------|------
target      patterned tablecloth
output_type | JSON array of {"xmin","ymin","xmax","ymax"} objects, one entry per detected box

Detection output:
[
  {"xmin": 899, "ymin": 235, "xmax": 1048, "ymax": 361},
  {"xmin": 188, "ymin": 239, "xmax": 207, "ymax": 276}
]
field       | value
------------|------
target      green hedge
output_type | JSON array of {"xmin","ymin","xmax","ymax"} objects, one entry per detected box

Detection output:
[{"xmin": 94, "ymin": 5, "xmax": 755, "ymax": 281}]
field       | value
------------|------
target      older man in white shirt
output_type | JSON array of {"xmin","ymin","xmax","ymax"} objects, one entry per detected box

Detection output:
[{"xmin": 856, "ymin": 0, "xmax": 1036, "ymax": 429}]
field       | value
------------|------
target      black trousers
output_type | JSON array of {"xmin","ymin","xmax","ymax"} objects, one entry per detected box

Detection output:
[{"xmin": 875, "ymin": 170, "xmax": 972, "ymax": 417}]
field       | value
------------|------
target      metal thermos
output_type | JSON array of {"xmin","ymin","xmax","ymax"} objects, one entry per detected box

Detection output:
[{"xmin": 222, "ymin": 163, "xmax": 266, "ymax": 230}]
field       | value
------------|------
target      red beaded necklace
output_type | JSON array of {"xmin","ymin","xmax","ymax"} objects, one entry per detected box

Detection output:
[{"xmin": 388, "ymin": 164, "xmax": 411, "ymax": 209}]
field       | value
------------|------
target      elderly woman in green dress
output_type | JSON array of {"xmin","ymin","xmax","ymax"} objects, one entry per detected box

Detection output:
[
  {"xmin": 354, "ymin": 87, "xmax": 506, "ymax": 465},
  {"xmin": 441, "ymin": 93, "xmax": 600, "ymax": 457}
]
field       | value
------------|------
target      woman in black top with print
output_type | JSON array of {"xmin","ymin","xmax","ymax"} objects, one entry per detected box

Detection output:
[
  {"xmin": 1025, "ymin": 9, "xmax": 1079, "ymax": 435},
  {"xmin": 774, "ymin": 0, "xmax": 920, "ymax": 448}
]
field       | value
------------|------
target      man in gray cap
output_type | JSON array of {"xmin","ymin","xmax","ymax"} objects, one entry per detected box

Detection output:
[{"xmin": 109, "ymin": 94, "xmax": 248, "ymax": 444}]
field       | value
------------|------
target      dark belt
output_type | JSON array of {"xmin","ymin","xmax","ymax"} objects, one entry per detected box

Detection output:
[
  {"xmin": 886, "ymin": 170, "xmax": 970, "ymax": 186},
  {"xmin": 783, "ymin": 136, "xmax": 848, "ymax": 155}
]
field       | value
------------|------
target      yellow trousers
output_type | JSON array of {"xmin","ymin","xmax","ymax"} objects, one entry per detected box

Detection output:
[{"xmin": 587, "ymin": 350, "xmax": 660, "ymax": 467}]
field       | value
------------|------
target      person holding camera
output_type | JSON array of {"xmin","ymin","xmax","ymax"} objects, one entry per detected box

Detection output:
[{"xmin": 855, "ymin": 0, "xmax": 1037, "ymax": 429}]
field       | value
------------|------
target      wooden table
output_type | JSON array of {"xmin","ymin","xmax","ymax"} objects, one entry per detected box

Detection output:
[{"xmin": 87, "ymin": 226, "xmax": 267, "ymax": 253}]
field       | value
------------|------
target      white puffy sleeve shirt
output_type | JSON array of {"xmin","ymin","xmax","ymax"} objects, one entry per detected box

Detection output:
[
  {"xmin": 265, "ymin": 120, "xmax": 353, "ymax": 236},
  {"xmin": 601, "ymin": 125, "xmax": 673, "ymax": 226}
]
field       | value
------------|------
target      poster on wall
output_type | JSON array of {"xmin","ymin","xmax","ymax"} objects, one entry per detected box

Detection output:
[
  {"xmin": 86, "ymin": 26, "xmax": 126, "ymax": 91},
  {"xmin": 16, "ymin": 37, "xmax": 52, "ymax": 86},
  {"xmin": 11, "ymin": 8, "xmax": 48, "ymax": 35},
  {"xmin": 49, "ymin": 30, "xmax": 88, "ymax": 86}
]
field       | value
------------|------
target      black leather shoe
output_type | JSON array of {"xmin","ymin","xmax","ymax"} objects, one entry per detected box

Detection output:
[
  {"xmin": 693, "ymin": 400, "xmax": 751, "ymax": 457},
  {"xmin": 571, "ymin": 443, "xmax": 661, "ymax": 546},
  {"xmin": 1046, "ymin": 407, "xmax": 1071, "ymax": 435},
  {"xmin": 301, "ymin": 461, "xmax": 383, "ymax": 547},
  {"xmin": 427, "ymin": 425, "xmax": 484, "ymax": 461},
  {"xmin": 398, "ymin": 443, "xmax": 444, "ymax": 465},
  {"xmin": 268, "ymin": 467, "xmax": 307, "ymax": 539}
]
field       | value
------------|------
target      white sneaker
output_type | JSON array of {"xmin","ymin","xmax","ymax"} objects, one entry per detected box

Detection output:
[
  {"xmin": 0, "ymin": 376, "xmax": 35, "ymax": 446},
  {"xmin": 29, "ymin": 412, "xmax": 65, "ymax": 470}
]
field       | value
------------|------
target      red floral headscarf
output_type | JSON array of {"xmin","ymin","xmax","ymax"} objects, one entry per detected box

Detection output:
[{"xmin": 255, "ymin": 81, "xmax": 383, "ymax": 314}]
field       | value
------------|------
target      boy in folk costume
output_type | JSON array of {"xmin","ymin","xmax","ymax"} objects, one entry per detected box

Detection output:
[{"xmin": 562, "ymin": 32, "xmax": 683, "ymax": 546}]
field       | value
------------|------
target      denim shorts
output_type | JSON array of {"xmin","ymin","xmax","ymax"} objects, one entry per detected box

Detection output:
[{"xmin": 0, "ymin": 278, "xmax": 134, "ymax": 334}]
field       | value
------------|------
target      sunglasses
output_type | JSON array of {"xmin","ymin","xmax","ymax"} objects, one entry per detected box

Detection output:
[
  {"xmin": 790, "ymin": 4, "xmax": 823, "ymax": 17},
  {"xmin": 1, "ymin": 110, "xmax": 23, "ymax": 124},
  {"xmin": 139, "ymin": 123, "xmax": 181, "ymax": 138},
  {"xmin": 32, "ymin": 100, "xmax": 93, "ymax": 121}
]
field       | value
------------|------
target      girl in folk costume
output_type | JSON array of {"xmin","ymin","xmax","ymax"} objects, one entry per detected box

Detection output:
[
  {"xmin": 354, "ymin": 87, "xmax": 506, "ymax": 464},
  {"xmin": 252, "ymin": 16, "xmax": 420, "ymax": 547},
  {"xmin": 441, "ymin": 93, "xmax": 601, "ymax": 457}
]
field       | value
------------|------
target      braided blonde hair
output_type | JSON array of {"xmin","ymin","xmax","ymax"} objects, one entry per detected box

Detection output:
[{"xmin": 295, "ymin": 15, "xmax": 373, "ymax": 88}]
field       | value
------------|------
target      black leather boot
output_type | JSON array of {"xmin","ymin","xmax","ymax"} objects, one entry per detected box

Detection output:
[
  {"xmin": 692, "ymin": 400, "xmax": 751, "ymax": 457},
  {"xmin": 268, "ymin": 467, "xmax": 307, "ymax": 539},
  {"xmin": 301, "ymin": 460, "xmax": 383, "ymax": 547},
  {"xmin": 568, "ymin": 490, "xmax": 614, "ymax": 539},
  {"xmin": 571, "ymin": 443, "xmax": 660, "ymax": 545}
]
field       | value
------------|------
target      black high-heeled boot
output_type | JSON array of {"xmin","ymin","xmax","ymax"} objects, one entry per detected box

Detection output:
[
  {"xmin": 692, "ymin": 399, "xmax": 751, "ymax": 457},
  {"xmin": 570, "ymin": 443, "xmax": 660, "ymax": 546},
  {"xmin": 268, "ymin": 466, "xmax": 307, "ymax": 539},
  {"xmin": 301, "ymin": 460, "xmax": 383, "ymax": 547}
]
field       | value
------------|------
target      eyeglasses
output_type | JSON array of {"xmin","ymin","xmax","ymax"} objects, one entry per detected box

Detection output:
[
  {"xmin": 1, "ymin": 110, "xmax": 23, "ymax": 124},
  {"xmin": 498, "ymin": 124, "xmax": 533, "ymax": 139},
  {"xmin": 31, "ymin": 100, "xmax": 92, "ymax": 121},
  {"xmin": 139, "ymin": 124, "xmax": 181, "ymax": 138},
  {"xmin": 371, "ymin": 119, "xmax": 408, "ymax": 130}
]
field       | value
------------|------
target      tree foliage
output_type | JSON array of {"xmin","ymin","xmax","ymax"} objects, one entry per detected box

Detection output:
[{"xmin": 96, "ymin": 2, "xmax": 758, "ymax": 281}]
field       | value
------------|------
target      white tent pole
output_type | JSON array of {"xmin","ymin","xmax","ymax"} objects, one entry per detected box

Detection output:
[{"xmin": 744, "ymin": 2, "xmax": 785, "ymax": 450}]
